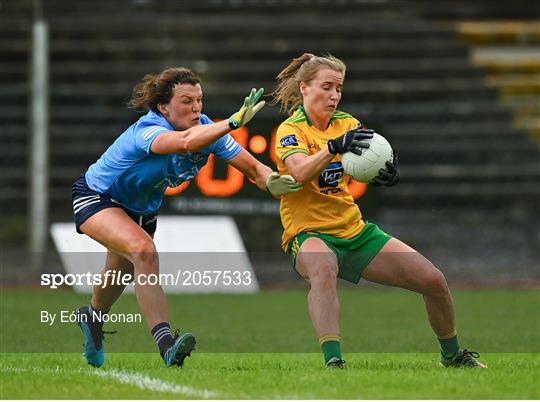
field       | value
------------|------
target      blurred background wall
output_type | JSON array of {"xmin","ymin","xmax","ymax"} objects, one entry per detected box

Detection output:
[{"xmin": 1, "ymin": 0, "xmax": 539, "ymax": 286}]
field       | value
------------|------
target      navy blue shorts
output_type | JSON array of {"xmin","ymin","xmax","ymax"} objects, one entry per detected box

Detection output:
[{"xmin": 72, "ymin": 174, "xmax": 157, "ymax": 236}]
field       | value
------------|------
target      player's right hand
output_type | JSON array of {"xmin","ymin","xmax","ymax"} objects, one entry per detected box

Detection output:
[
  {"xmin": 370, "ymin": 152, "xmax": 400, "ymax": 187},
  {"xmin": 228, "ymin": 88, "xmax": 265, "ymax": 130},
  {"xmin": 266, "ymin": 172, "xmax": 303, "ymax": 196},
  {"xmin": 327, "ymin": 125, "xmax": 374, "ymax": 155}
]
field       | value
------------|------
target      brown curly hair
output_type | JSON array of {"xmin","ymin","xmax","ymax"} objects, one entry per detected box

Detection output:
[{"xmin": 128, "ymin": 67, "xmax": 201, "ymax": 113}]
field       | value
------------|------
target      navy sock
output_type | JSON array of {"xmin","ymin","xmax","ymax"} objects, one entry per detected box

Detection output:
[
  {"xmin": 151, "ymin": 322, "xmax": 175, "ymax": 356},
  {"xmin": 86, "ymin": 304, "xmax": 108, "ymax": 350},
  {"xmin": 89, "ymin": 304, "xmax": 108, "ymax": 324}
]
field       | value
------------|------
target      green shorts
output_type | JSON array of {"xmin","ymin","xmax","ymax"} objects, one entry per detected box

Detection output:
[{"xmin": 287, "ymin": 222, "xmax": 392, "ymax": 284}]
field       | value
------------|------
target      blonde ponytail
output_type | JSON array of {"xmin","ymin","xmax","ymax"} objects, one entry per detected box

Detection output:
[{"xmin": 270, "ymin": 53, "xmax": 346, "ymax": 114}]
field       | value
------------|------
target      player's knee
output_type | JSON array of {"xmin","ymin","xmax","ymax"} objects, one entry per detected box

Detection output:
[
  {"xmin": 424, "ymin": 267, "xmax": 449, "ymax": 296},
  {"xmin": 134, "ymin": 252, "xmax": 158, "ymax": 271},
  {"xmin": 309, "ymin": 262, "xmax": 338, "ymax": 287},
  {"xmin": 128, "ymin": 240, "xmax": 158, "ymax": 268}
]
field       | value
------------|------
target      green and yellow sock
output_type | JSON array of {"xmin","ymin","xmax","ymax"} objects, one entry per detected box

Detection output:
[
  {"xmin": 319, "ymin": 335, "xmax": 342, "ymax": 364},
  {"xmin": 438, "ymin": 331, "xmax": 459, "ymax": 359}
]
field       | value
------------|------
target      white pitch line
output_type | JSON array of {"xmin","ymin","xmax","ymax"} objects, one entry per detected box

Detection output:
[
  {"xmin": 93, "ymin": 368, "xmax": 218, "ymax": 399},
  {"xmin": 1, "ymin": 366, "xmax": 218, "ymax": 399}
]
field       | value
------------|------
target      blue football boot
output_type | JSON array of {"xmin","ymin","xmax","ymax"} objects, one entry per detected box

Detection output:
[
  {"xmin": 163, "ymin": 330, "xmax": 196, "ymax": 367},
  {"xmin": 76, "ymin": 306, "xmax": 115, "ymax": 368}
]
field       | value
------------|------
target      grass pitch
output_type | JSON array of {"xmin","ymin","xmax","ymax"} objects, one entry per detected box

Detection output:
[
  {"xmin": 1, "ymin": 288, "xmax": 539, "ymax": 399},
  {"xmin": 2, "ymin": 352, "xmax": 539, "ymax": 399}
]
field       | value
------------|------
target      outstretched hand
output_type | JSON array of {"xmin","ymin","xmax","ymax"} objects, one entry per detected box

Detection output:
[{"xmin": 228, "ymin": 88, "xmax": 265, "ymax": 130}]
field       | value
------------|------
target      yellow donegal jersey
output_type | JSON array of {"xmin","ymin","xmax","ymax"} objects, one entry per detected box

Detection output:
[{"xmin": 275, "ymin": 106, "xmax": 366, "ymax": 250}]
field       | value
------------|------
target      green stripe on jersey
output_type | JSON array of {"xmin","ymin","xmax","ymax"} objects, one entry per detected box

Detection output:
[{"xmin": 281, "ymin": 148, "xmax": 309, "ymax": 160}]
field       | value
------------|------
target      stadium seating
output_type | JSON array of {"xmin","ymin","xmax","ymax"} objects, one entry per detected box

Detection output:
[{"xmin": 457, "ymin": 21, "xmax": 540, "ymax": 139}]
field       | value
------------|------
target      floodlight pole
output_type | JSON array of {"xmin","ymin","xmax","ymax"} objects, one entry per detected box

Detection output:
[{"xmin": 29, "ymin": 0, "xmax": 49, "ymax": 270}]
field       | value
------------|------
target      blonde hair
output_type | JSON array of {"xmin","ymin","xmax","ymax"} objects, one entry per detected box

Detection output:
[
  {"xmin": 128, "ymin": 67, "xmax": 201, "ymax": 113},
  {"xmin": 270, "ymin": 53, "xmax": 346, "ymax": 114}
]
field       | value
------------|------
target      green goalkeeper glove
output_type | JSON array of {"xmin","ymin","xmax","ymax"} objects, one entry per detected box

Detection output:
[
  {"xmin": 228, "ymin": 88, "xmax": 265, "ymax": 130},
  {"xmin": 266, "ymin": 172, "xmax": 303, "ymax": 196}
]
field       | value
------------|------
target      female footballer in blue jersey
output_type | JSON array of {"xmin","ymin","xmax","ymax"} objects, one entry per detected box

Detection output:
[
  {"xmin": 72, "ymin": 67, "xmax": 301, "ymax": 368},
  {"xmin": 271, "ymin": 54, "xmax": 486, "ymax": 369}
]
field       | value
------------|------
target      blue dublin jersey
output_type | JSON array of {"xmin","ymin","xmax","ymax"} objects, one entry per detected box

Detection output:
[{"xmin": 85, "ymin": 110, "xmax": 242, "ymax": 215}]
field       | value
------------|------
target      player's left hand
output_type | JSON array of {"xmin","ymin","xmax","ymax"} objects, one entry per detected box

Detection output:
[
  {"xmin": 228, "ymin": 88, "xmax": 265, "ymax": 129},
  {"xmin": 266, "ymin": 172, "xmax": 303, "ymax": 196},
  {"xmin": 371, "ymin": 152, "xmax": 400, "ymax": 186},
  {"xmin": 328, "ymin": 125, "xmax": 374, "ymax": 155}
]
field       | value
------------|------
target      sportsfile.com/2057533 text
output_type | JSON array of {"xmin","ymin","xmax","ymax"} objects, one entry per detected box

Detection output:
[{"xmin": 40, "ymin": 270, "xmax": 253, "ymax": 289}]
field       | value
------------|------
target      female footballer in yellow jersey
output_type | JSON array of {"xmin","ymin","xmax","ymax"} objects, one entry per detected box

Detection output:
[{"xmin": 271, "ymin": 53, "xmax": 486, "ymax": 369}]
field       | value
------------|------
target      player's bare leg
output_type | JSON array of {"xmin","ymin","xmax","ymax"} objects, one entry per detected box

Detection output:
[
  {"xmin": 80, "ymin": 208, "xmax": 168, "ymax": 329},
  {"xmin": 90, "ymin": 250, "xmax": 134, "ymax": 313},
  {"xmin": 77, "ymin": 208, "xmax": 195, "ymax": 368},
  {"xmin": 296, "ymin": 237, "xmax": 344, "ymax": 367},
  {"xmin": 362, "ymin": 237, "xmax": 487, "ymax": 368},
  {"xmin": 362, "ymin": 238, "xmax": 455, "ymax": 337}
]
